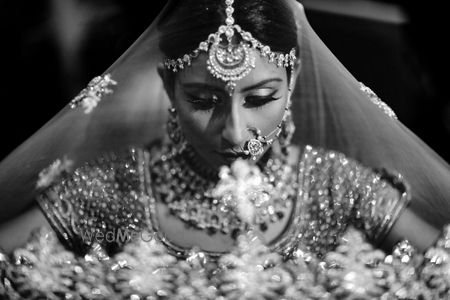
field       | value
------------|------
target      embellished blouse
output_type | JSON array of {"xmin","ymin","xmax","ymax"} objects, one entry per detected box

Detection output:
[
  {"xmin": 6, "ymin": 144, "xmax": 450, "ymax": 300},
  {"xmin": 36, "ymin": 144, "xmax": 409, "ymax": 258}
]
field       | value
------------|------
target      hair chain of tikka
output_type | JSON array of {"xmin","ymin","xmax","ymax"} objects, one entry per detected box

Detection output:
[{"xmin": 164, "ymin": 0, "xmax": 297, "ymax": 94}]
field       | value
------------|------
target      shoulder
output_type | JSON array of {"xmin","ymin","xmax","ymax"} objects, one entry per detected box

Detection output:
[
  {"xmin": 297, "ymin": 144, "xmax": 361, "ymax": 179},
  {"xmin": 299, "ymin": 144, "xmax": 409, "ymax": 190},
  {"xmin": 36, "ymin": 146, "xmax": 152, "ymax": 254},
  {"xmin": 298, "ymin": 144, "xmax": 409, "ymax": 200},
  {"xmin": 38, "ymin": 146, "xmax": 148, "ymax": 197},
  {"xmin": 297, "ymin": 144, "xmax": 411, "ymax": 245}
]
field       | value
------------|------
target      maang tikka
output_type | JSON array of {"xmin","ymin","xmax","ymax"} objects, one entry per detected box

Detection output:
[
  {"xmin": 165, "ymin": 0, "xmax": 297, "ymax": 161},
  {"xmin": 164, "ymin": 0, "xmax": 297, "ymax": 96}
]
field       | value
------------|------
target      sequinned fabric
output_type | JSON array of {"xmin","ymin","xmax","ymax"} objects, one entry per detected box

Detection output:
[
  {"xmin": 294, "ymin": 146, "xmax": 409, "ymax": 257},
  {"xmin": 360, "ymin": 82, "xmax": 398, "ymax": 119},
  {"xmin": 2, "ymin": 226, "xmax": 450, "ymax": 299},
  {"xmin": 0, "ymin": 145, "xmax": 431, "ymax": 299},
  {"xmin": 36, "ymin": 148, "xmax": 150, "ymax": 255},
  {"xmin": 35, "ymin": 144, "xmax": 409, "ymax": 258}
]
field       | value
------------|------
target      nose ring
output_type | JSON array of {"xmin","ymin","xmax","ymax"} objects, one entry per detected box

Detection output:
[{"xmin": 243, "ymin": 126, "xmax": 281, "ymax": 160}]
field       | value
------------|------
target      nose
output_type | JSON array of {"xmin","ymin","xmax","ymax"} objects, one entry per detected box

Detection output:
[{"xmin": 221, "ymin": 101, "xmax": 245, "ymax": 146}]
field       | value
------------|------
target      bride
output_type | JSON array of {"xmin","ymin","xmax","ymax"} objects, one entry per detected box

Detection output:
[{"xmin": 1, "ymin": 0, "xmax": 449, "ymax": 298}]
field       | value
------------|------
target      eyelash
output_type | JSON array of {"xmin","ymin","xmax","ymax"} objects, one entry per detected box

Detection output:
[
  {"xmin": 187, "ymin": 97, "xmax": 218, "ymax": 112},
  {"xmin": 244, "ymin": 92, "xmax": 280, "ymax": 109},
  {"xmin": 187, "ymin": 92, "xmax": 280, "ymax": 111}
]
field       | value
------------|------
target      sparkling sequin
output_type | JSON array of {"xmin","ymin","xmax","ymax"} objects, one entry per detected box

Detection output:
[
  {"xmin": 36, "ymin": 148, "xmax": 149, "ymax": 254},
  {"xmin": 69, "ymin": 74, "xmax": 117, "ymax": 114},
  {"xmin": 360, "ymin": 82, "xmax": 398, "ymax": 119},
  {"xmin": 2, "ymin": 226, "xmax": 449, "ymax": 299},
  {"xmin": 34, "ymin": 144, "xmax": 410, "ymax": 261},
  {"xmin": 150, "ymin": 144, "xmax": 296, "ymax": 235},
  {"xmin": 4, "ymin": 136, "xmax": 445, "ymax": 298}
]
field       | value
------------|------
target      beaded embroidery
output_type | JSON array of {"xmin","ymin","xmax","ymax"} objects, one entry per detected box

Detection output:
[
  {"xmin": 36, "ymin": 156, "xmax": 74, "ymax": 189},
  {"xmin": 3, "ymin": 224, "xmax": 450, "ymax": 299},
  {"xmin": 69, "ymin": 74, "xmax": 117, "ymax": 114},
  {"xmin": 36, "ymin": 148, "xmax": 149, "ymax": 254},
  {"xmin": 359, "ymin": 82, "xmax": 398, "ymax": 120},
  {"xmin": 294, "ymin": 146, "xmax": 410, "ymax": 257},
  {"xmin": 35, "ymin": 144, "xmax": 409, "ymax": 260}
]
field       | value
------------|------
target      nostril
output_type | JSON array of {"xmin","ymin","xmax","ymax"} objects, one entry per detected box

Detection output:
[
  {"xmin": 222, "ymin": 126, "xmax": 242, "ymax": 145},
  {"xmin": 221, "ymin": 130, "xmax": 244, "ymax": 150}
]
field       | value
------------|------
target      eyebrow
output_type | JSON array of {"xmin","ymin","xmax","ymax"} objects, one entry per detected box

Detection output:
[
  {"xmin": 240, "ymin": 78, "xmax": 283, "ymax": 92},
  {"xmin": 181, "ymin": 83, "xmax": 225, "ymax": 94},
  {"xmin": 181, "ymin": 77, "xmax": 283, "ymax": 93}
]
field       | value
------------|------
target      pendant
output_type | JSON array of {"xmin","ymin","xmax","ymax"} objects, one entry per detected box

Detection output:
[
  {"xmin": 246, "ymin": 138, "xmax": 264, "ymax": 160},
  {"xmin": 245, "ymin": 127, "xmax": 273, "ymax": 160}
]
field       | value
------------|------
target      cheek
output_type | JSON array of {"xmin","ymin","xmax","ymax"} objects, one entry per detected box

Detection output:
[
  {"xmin": 171, "ymin": 84, "xmax": 214, "ymax": 147},
  {"xmin": 175, "ymin": 102, "xmax": 216, "ymax": 148}
]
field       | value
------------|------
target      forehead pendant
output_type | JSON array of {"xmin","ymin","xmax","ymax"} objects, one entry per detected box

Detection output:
[
  {"xmin": 164, "ymin": 0, "xmax": 296, "ymax": 96},
  {"xmin": 164, "ymin": 0, "xmax": 297, "ymax": 161},
  {"xmin": 206, "ymin": 0, "xmax": 256, "ymax": 95}
]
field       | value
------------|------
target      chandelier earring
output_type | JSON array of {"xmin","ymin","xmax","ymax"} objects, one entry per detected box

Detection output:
[
  {"xmin": 278, "ymin": 80, "xmax": 296, "ymax": 155},
  {"xmin": 279, "ymin": 108, "xmax": 295, "ymax": 156},
  {"xmin": 167, "ymin": 107, "xmax": 187, "ymax": 155}
]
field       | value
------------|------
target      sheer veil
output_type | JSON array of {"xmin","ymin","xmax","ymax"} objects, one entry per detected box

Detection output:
[{"xmin": 0, "ymin": 0, "xmax": 448, "ymax": 227}]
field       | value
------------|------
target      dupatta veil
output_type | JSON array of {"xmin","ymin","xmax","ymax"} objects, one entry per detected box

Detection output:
[{"xmin": 0, "ymin": 0, "xmax": 448, "ymax": 228}]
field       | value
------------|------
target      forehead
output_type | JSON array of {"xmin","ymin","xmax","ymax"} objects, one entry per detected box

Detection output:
[{"xmin": 176, "ymin": 50, "xmax": 288, "ymax": 91}]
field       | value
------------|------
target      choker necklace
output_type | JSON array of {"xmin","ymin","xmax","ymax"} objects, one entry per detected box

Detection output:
[{"xmin": 149, "ymin": 143, "xmax": 296, "ymax": 237}]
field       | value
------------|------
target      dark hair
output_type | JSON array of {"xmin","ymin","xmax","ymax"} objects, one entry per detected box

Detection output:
[{"xmin": 158, "ymin": 0, "xmax": 298, "ymax": 59}]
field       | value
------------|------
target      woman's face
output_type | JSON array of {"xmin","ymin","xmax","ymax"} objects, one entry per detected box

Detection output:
[{"xmin": 168, "ymin": 50, "xmax": 290, "ymax": 170}]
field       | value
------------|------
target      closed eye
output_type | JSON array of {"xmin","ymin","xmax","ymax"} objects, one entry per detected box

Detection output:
[
  {"xmin": 186, "ymin": 93, "xmax": 222, "ymax": 111},
  {"xmin": 243, "ymin": 90, "xmax": 281, "ymax": 108}
]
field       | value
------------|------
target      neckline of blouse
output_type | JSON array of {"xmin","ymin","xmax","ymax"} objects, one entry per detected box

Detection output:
[{"xmin": 134, "ymin": 144, "xmax": 309, "ymax": 260}]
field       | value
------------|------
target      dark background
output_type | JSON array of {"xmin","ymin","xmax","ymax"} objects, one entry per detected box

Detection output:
[{"xmin": 0, "ymin": 0, "xmax": 448, "ymax": 162}]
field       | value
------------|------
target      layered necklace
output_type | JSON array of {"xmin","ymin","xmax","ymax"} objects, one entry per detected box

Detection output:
[{"xmin": 150, "ymin": 143, "xmax": 297, "ymax": 237}]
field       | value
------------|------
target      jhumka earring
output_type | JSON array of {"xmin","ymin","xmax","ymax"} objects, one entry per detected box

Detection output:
[
  {"xmin": 279, "ymin": 80, "xmax": 296, "ymax": 155},
  {"xmin": 167, "ymin": 107, "xmax": 187, "ymax": 154},
  {"xmin": 278, "ymin": 107, "xmax": 295, "ymax": 155}
]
